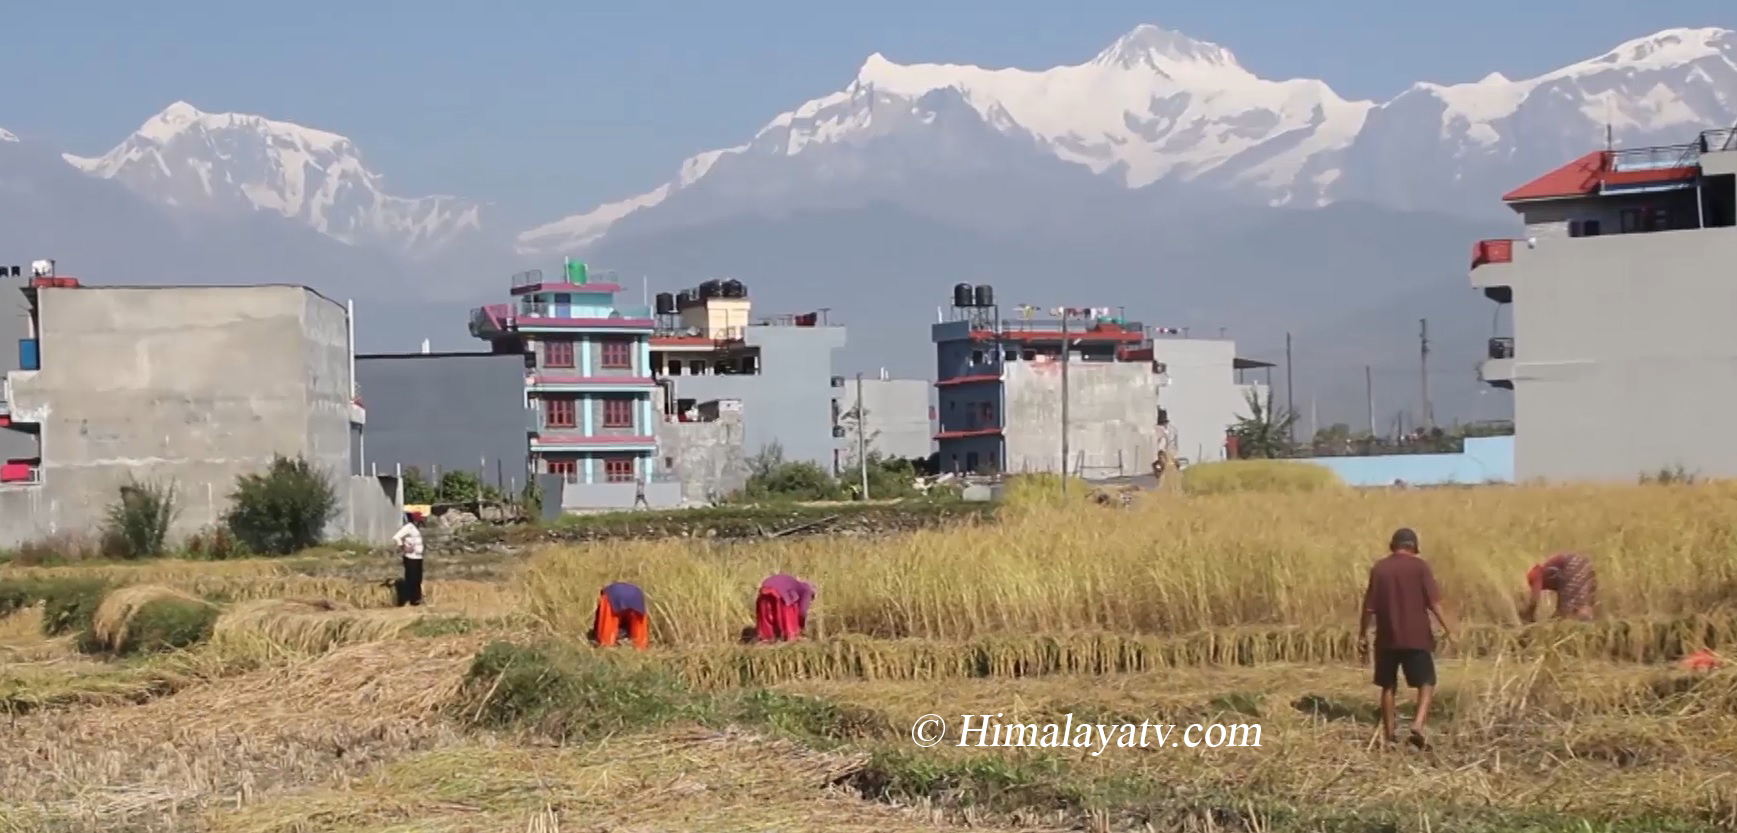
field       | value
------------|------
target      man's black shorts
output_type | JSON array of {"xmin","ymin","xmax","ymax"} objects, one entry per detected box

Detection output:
[{"xmin": 1373, "ymin": 648, "xmax": 1436, "ymax": 688}]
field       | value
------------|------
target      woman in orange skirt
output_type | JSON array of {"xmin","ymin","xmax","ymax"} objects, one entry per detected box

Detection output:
[{"xmin": 591, "ymin": 582, "xmax": 650, "ymax": 650}]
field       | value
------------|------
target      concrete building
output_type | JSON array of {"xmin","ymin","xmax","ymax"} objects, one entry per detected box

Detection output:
[
  {"xmin": 838, "ymin": 372, "xmax": 934, "ymax": 463},
  {"xmin": 1151, "ymin": 337, "xmax": 1276, "ymax": 465},
  {"xmin": 931, "ymin": 285, "xmax": 1266, "ymax": 476},
  {"xmin": 353, "ymin": 350, "xmax": 533, "ymax": 490},
  {"xmin": 470, "ymin": 264, "xmax": 675, "ymax": 507},
  {"xmin": 1470, "ymin": 126, "xmax": 1737, "ymax": 481},
  {"xmin": 649, "ymin": 280, "xmax": 852, "ymax": 471},
  {"xmin": 0, "ymin": 266, "xmax": 401, "ymax": 548}
]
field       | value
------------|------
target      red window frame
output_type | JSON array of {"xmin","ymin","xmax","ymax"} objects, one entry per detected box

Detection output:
[
  {"xmin": 544, "ymin": 340, "xmax": 575, "ymax": 368},
  {"xmin": 599, "ymin": 339, "xmax": 633, "ymax": 369},
  {"xmin": 545, "ymin": 397, "xmax": 577, "ymax": 429},
  {"xmin": 602, "ymin": 398, "xmax": 635, "ymax": 428},
  {"xmin": 603, "ymin": 456, "xmax": 636, "ymax": 483},
  {"xmin": 546, "ymin": 459, "xmax": 578, "ymax": 482}
]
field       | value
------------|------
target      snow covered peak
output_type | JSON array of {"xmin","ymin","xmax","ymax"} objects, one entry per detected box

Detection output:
[
  {"xmin": 65, "ymin": 101, "xmax": 481, "ymax": 257},
  {"xmin": 1580, "ymin": 27, "xmax": 1732, "ymax": 73},
  {"xmin": 0, "ymin": 127, "xmax": 16, "ymax": 144},
  {"xmin": 1090, "ymin": 24, "xmax": 1240, "ymax": 72},
  {"xmin": 519, "ymin": 24, "xmax": 1737, "ymax": 256}
]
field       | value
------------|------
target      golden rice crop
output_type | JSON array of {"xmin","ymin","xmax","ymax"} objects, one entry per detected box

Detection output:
[
  {"xmin": 521, "ymin": 481, "xmax": 1737, "ymax": 645},
  {"xmin": 648, "ymin": 614, "xmax": 1737, "ymax": 688},
  {"xmin": 1179, "ymin": 459, "xmax": 1346, "ymax": 494}
]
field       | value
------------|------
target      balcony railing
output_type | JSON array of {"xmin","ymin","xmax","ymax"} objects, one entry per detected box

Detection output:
[
  {"xmin": 1471, "ymin": 239, "xmax": 1514, "ymax": 269},
  {"xmin": 1701, "ymin": 128, "xmax": 1737, "ymax": 153},
  {"xmin": 1609, "ymin": 143, "xmax": 1700, "ymax": 173},
  {"xmin": 518, "ymin": 301, "xmax": 653, "ymax": 320},
  {"xmin": 1488, "ymin": 337, "xmax": 1515, "ymax": 360}
]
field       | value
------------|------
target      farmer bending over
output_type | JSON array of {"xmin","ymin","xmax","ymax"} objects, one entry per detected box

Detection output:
[
  {"xmin": 590, "ymin": 581, "xmax": 650, "ymax": 650},
  {"xmin": 1359, "ymin": 527, "xmax": 1453, "ymax": 749},
  {"xmin": 754, "ymin": 573, "xmax": 814, "ymax": 642},
  {"xmin": 1522, "ymin": 553, "xmax": 1597, "ymax": 622}
]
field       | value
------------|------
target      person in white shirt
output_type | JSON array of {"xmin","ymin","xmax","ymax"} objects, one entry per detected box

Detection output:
[{"xmin": 391, "ymin": 512, "xmax": 426, "ymax": 606}]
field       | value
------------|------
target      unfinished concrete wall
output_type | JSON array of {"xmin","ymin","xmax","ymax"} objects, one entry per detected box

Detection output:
[
  {"xmin": 1003, "ymin": 359, "xmax": 1158, "ymax": 477},
  {"xmin": 0, "ymin": 285, "xmax": 389, "ymax": 548},
  {"xmin": 652, "ymin": 387, "xmax": 748, "ymax": 504},
  {"xmin": 561, "ymin": 481, "xmax": 683, "ymax": 510},
  {"xmin": 355, "ymin": 352, "xmax": 531, "ymax": 489},
  {"xmin": 1155, "ymin": 338, "xmax": 1245, "ymax": 464},
  {"xmin": 845, "ymin": 378, "xmax": 932, "ymax": 461},
  {"xmin": 344, "ymin": 475, "xmax": 403, "ymax": 543},
  {"xmin": 664, "ymin": 325, "xmax": 846, "ymax": 468}
]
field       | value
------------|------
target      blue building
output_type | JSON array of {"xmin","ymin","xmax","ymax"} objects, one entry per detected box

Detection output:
[{"xmin": 470, "ymin": 262, "xmax": 658, "ymax": 488}]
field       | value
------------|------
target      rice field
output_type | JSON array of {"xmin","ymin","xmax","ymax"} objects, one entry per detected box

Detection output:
[{"xmin": 2, "ymin": 478, "xmax": 1736, "ymax": 832}]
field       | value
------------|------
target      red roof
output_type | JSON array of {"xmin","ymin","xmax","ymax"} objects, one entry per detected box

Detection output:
[{"xmin": 1503, "ymin": 150, "xmax": 1699, "ymax": 203}]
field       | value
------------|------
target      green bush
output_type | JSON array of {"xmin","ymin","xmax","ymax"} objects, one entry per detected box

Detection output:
[
  {"xmin": 112, "ymin": 597, "xmax": 220, "ymax": 656},
  {"xmin": 36, "ymin": 578, "xmax": 111, "ymax": 637},
  {"xmin": 102, "ymin": 478, "xmax": 179, "ymax": 559},
  {"xmin": 736, "ymin": 442, "xmax": 844, "ymax": 502},
  {"xmin": 225, "ymin": 454, "xmax": 339, "ymax": 555},
  {"xmin": 460, "ymin": 640, "xmax": 699, "ymax": 741}
]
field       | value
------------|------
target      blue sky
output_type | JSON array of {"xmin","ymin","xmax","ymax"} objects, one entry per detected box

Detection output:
[{"xmin": 2, "ymin": 0, "xmax": 1730, "ymax": 224}]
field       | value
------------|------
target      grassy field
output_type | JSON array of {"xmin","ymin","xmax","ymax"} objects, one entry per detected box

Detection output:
[{"xmin": 3, "ymin": 477, "xmax": 1736, "ymax": 832}]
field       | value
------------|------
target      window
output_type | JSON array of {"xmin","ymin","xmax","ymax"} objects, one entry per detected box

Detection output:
[
  {"xmin": 602, "ymin": 398, "xmax": 636, "ymax": 428},
  {"xmin": 600, "ymin": 339, "xmax": 633, "ymax": 369},
  {"xmin": 546, "ymin": 459, "xmax": 578, "ymax": 482},
  {"xmin": 1570, "ymin": 218, "xmax": 1602, "ymax": 238},
  {"xmin": 545, "ymin": 397, "xmax": 577, "ymax": 429},
  {"xmin": 966, "ymin": 451, "xmax": 980, "ymax": 472},
  {"xmin": 544, "ymin": 340, "xmax": 574, "ymax": 368},
  {"xmin": 604, "ymin": 456, "xmax": 636, "ymax": 483},
  {"xmin": 970, "ymin": 349, "xmax": 984, "ymax": 366}
]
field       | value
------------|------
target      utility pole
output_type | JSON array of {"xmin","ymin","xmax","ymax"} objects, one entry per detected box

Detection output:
[
  {"xmin": 1419, "ymin": 318, "xmax": 1434, "ymax": 430},
  {"xmin": 1284, "ymin": 332, "xmax": 1295, "ymax": 444},
  {"xmin": 1060, "ymin": 311, "xmax": 1072, "ymax": 492},
  {"xmin": 1364, "ymin": 365, "xmax": 1375, "ymax": 436},
  {"xmin": 855, "ymin": 372, "xmax": 869, "ymax": 500}
]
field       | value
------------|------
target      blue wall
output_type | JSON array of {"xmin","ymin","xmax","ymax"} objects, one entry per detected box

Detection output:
[{"xmin": 1295, "ymin": 436, "xmax": 1514, "ymax": 486}]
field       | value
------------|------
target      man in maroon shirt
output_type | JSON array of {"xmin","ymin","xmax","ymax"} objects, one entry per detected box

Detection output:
[{"xmin": 1359, "ymin": 528, "xmax": 1453, "ymax": 748}]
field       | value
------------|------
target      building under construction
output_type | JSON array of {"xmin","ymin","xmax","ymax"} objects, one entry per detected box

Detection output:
[{"xmin": 930, "ymin": 283, "xmax": 1269, "ymax": 476}]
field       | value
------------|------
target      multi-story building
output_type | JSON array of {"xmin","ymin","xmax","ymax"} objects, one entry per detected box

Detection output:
[
  {"xmin": 470, "ymin": 264, "xmax": 669, "ymax": 502},
  {"xmin": 649, "ymin": 280, "xmax": 851, "ymax": 470},
  {"xmin": 1470, "ymin": 126, "xmax": 1737, "ymax": 481},
  {"xmin": 931, "ymin": 284, "xmax": 1265, "ymax": 475},
  {"xmin": 0, "ymin": 262, "xmax": 401, "ymax": 548}
]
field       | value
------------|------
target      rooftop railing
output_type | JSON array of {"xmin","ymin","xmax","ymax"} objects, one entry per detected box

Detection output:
[
  {"xmin": 1608, "ymin": 143, "xmax": 1700, "ymax": 173},
  {"xmin": 1704, "ymin": 127, "xmax": 1737, "ymax": 153}
]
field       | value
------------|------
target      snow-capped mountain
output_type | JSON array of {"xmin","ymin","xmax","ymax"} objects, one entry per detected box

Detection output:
[
  {"xmin": 63, "ymin": 102, "xmax": 486, "ymax": 258},
  {"xmin": 520, "ymin": 25, "xmax": 1737, "ymax": 255},
  {"xmin": 0, "ymin": 127, "xmax": 16, "ymax": 144}
]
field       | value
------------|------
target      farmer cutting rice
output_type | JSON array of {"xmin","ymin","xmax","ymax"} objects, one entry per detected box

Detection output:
[
  {"xmin": 1359, "ymin": 527, "xmax": 1453, "ymax": 749},
  {"xmin": 753, "ymin": 573, "xmax": 814, "ymax": 642},
  {"xmin": 590, "ymin": 581, "xmax": 650, "ymax": 650},
  {"xmin": 390, "ymin": 511, "xmax": 425, "ymax": 607},
  {"xmin": 1521, "ymin": 552, "xmax": 1597, "ymax": 622}
]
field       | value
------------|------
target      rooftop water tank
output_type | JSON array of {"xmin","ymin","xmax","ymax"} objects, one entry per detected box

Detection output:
[
  {"xmin": 952, "ymin": 283, "xmax": 973, "ymax": 308},
  {"xmin": 973, "ymin": 284, "xmax": 995, "ymax": 308},
  {"xmin": 654, "ymin": 292, "xmax": 677, "ymax": 315}
]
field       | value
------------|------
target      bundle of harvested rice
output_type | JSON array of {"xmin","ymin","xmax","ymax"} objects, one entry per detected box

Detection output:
[
  {"xmin": 212, "ymin": 598, "xmax": 432, "ymax": 654},
  {"xmin": 88, "ymin": 584, "xmax": 218, "ymax": 655},
  {"xmin": 654, "ymin": 614, "xmax": 1737, "ymax": 688}
]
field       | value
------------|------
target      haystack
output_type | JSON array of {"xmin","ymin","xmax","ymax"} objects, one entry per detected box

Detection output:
[
  {"xmin": 212, "ymin": 598, "xmax": 431, "ymax": 654},
  {"xmin": 88, "ymin": 584, "xmax": 214, "ymax": 654}
]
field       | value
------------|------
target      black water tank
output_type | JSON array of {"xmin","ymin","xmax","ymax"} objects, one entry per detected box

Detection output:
[
  {"xmin": 654, "ymin": 292, "xmax": 677, "ymax": 315},
  {"xmin": 973, "ymin": 284, "xmax": 995, "ymax": 308},
  {"xmin": 676, "ymin": 289, "xmax": 696, "ymax": 307},
  {"xmin": 699, "ymin": 279, "xmax": 722, "ymax": 299},
  {"xmin": 952, "ymin": 283, "xmax": 973, "ymax": 307},
  {"xmin": 722, "ymin": 279, "xmax": 745, "ymax": 298}
]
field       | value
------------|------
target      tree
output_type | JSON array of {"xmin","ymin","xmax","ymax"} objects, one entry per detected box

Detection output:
[
  {"xmin": 1230, "ymin": 388, "xmax": 1299, "ymax": 459},
  {"xmin": 225, "ymin": 455, "xmax": 339, "ymax": 555}
]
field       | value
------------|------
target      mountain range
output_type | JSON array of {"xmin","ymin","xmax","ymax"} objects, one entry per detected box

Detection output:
[{"xmin": 3, "ymin": 24, "xmax": 1734, "ymax": 432}]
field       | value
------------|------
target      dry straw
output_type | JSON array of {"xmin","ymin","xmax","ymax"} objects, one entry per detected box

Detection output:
[
  {"xmin": 88, "ymin": 584, "xmax": 214, "ymax": 654},
  {"xmin": 519, "ymin": 481, "xmax": 1737, "ymax": 646},
  {"xmin": 211, "ymin": 599, "xmax": 432, "ymax": 654}
]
